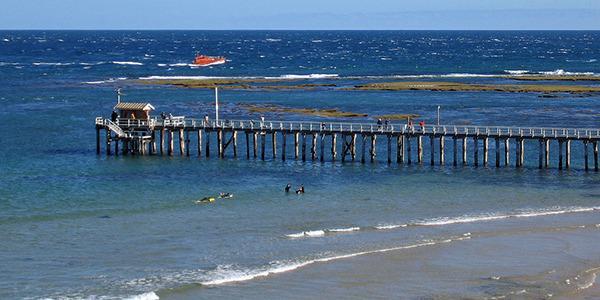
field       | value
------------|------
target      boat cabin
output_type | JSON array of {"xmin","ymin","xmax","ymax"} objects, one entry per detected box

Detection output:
[{"xmin": 114, "ymin": 102, "xmax": 155, "ymax": 119}]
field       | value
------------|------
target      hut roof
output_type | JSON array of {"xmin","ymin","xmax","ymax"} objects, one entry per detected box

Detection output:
[{"xmin": 114, "ymin": 102, "xmax": 155, "ymax": 111}]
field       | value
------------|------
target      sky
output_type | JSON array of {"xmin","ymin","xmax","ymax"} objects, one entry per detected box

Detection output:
[{"xmin": 1, "ymin": 0, "xmax": 599, "ymax": 30}]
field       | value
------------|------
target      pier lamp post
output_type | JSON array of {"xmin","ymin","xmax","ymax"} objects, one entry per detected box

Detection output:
[
  {"xmin": 215, "ymin": 87, "xmax": 219, "ymax": 124},
  {"xmin": 437, "ymin": 105, "xmax": 441, "ymax": 126}
]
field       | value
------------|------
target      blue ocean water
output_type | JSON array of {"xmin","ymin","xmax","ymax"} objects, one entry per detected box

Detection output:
[{"xmin": 0, "ymin": 31, "xmax": 599, "ymax": 299}]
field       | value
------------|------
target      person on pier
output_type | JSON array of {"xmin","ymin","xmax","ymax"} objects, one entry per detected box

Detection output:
[{"xmin": 111, "ymin": 110, "xmax": 118, "ymax": 122}]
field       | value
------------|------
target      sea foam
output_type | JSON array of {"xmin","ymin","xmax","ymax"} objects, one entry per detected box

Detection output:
[
  {"xmin": 124, "ymin": 291, "xmax": 160, "ymax": 300},
  {"xmin": 200, "ymin": 237, "xmax": 467, "ymax": 286},
  {"xmin": 112, "ymin": 61, "xmax": 144, "ymax": 66},
  {"xmin": 286, "ymin": 227, "xmax": 359, "ymax": 238}
]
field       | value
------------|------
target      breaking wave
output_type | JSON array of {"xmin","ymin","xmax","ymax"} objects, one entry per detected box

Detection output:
[
  {"xmin": 286, "ymin": 227, "xmax": 360, "ymax": 238},
  {"xmin": 288, "ymin": 206, "xmax": 600, "ymax": 237},
  {"xmin": 123, "ymin": 291, "xmax": 160, "ymax": 300},
  {"xmin": 83, "ymin": 77, "xmax": 127, "ymax": 84},
  {"xmin": 201, "ymin": 236, "xmax": 468, "ymax": 286},
  {"xmin": 112, "ymin": 61, "xmax": 144, "ymax": 66}
]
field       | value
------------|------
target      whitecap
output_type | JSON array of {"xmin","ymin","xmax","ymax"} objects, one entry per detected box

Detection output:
[
  {"xmin": 539, "ymin": 69, "xmax": 594, "ymax": 76},
  {"xmin": 328, "ymin": 227, "xmax": 360, "ymax": 232},
  {"xmin": 304, "ymin": 230, "xmax": 325, "ymax": 237},
  {"xmin": 414, "ymin": 206, "xmax": 600, "ymax": 227},
  {"xmin": 112, "ymin": 61, "xmax": 144, "ymax": 66},
  {"xmin": 374, "ymin": 224, "xmax": 407, "ymax": 230},
  {"xmin": 504, "ymin": 70, "xmax": 530, "ymax": 75},
  {"xmin": 280, "ymin": 74, "xmax": 339, "ymax": 79},
  {"xmin": 33, "ymin": 62, "xmax": 74, "ymax": 66},
  {"xmin": 124, "ymin": 291, "xmax": 160, "ymax": 300}
]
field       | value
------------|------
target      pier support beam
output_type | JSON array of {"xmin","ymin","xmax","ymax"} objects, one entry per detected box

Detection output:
[
  {"xmin": 544, "ymin": 139, "xmax": 550, "ymax": 168},
  {"xmin": 417, "ymin": 136, "xmax": 423, "ymax": 164},
  {"xmin": 106, "ymin": 129, "xmax": 111, "ymax": 156},
  {"xmin": 96, "ymin": 128, "xmax": 100, "ymax": 154},
  {"xmin": 185, "ymin": 131, "xmax": 190, "ymax": 156},
  {"xmin": 282, "ymin": 133, "xmax": 287, "ymax": 161},
  {"xmin": 361, "ymin": 135, "xmax": 367, "ymax": 164},
  {"xmin": 197, "ymin": 130, "xmax": 203, "ymax": 157},
  {"xmin": 483, "ymin": 137, "xmax": 488, "ymax": 167},
  {"xmin": 332, "ymin": 134, "xmax": 337, "ymax": 161},
  {"xmin": 519, "ymin": 138, "xmax": 525, "ymax": 167},
  {"xmin": 474, "ymin": 137, "xmax": 479, "ymax": 167},
  {"xmin": 387, "ymin": 135, "xmax": 392, "ymax": 164},
  {"xmin": 462, "ymin": 138, "xmax": 467, "ymax": 165},
  {"xmin": 261, "ymin": 133, "xmax": 266, "ymax": 160},
  {"xmin": 302, "ymin": 133, "xmax": 307, "ymax": 162},
  {"xmin": 168, "ymin": 130, "xmax": 174, "ymax": 156},
  {"xmin": 245, "ymin": 132, "xmax": 250, "ymax": 159},
  {"xmin": 312, "ymin": 134, "xmax": 318, "ymax": 160},
  {"xmin": 179, "ymin": 129, "xmax": 185, "ymax": 156},
  {"xmin": 594, "ymin": 141, "xmax": 599, "ymax": 171},
  {"xmin": 430, "ymin": 135, "xmax": 435, "ymax": 166},
  {"xmin": 538, "ymin": 139, "xmax": 543, "ymax": 169},
  {"xmin": 407, "ymin": 136, "xmax": 412, "ymax": 164},
  {"xmin": 439, "ymin": 136, "xmax": 445, "ymax": 165},
  {"xmin": 321, "ymin": 134, "xmax": 325, "ymax": 162},
  {"xmin": 151, "ymin": 131, "xmax": 157, "ymax": 155},
  {"xmin": 370, "ymin": 135, "xmax": 377, "ymax": 162},
  {"xmin": 232, "ymin": 131, "xmax": 238, "ymax": 158},
  {"xmin": 272, "ymin": 132, "xmax": 277, "ymax": 159},
  {"xmin": 558, "ymin": 140, "xmax": 564, "ymax": 170},
  {"xmin": 397, "ymin": 135, "xmax": 404, "ymax": 164},
  {"xmin": 159, "ymin": 129, "xmax": 164, "ymax": 155},
  {"xmin": 205, "ymin": 131, "xmax": 210, "ymax": 157},
  {"xmin": 504, "ymin": 138, "xmax": 510, "ymax": 166},
  {"xmin": 351, "ymin": 134, "xmax": 356, "ymax": 161},
  {"xmin": 495, "ymin": 138, "xmax": 500, "ymax": 168},
  {"xmin": 583, "ymin": 140, "xmax": 588, "ymax": 171},
  {"xmin": 294, "ymin": 133, "xmax": 299, "ymax": 159},
  {"xmin": 253, "ymin": 132, "xmax": 258, "ymax": 158},
  {"xmin": 123, "ymin": 139, "xmax": 129, "ymax": 155},
  {"xmin": 217, "ymin": 130, "xmax": 223, "ymax": 158},
  {"xmin": 453, "ymin": 137, "xmax": 458, "ymax": 166},
  {"xmin": 565, "ymin": 140, "xmax": 571, "ymax": 169}
]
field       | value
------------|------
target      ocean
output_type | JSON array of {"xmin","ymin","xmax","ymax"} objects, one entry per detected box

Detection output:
[{"xmin": 0, "ymin": 30, "xmax": 599, "ymax": 299}]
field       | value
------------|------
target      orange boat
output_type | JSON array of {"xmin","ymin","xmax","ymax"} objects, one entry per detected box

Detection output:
[{"xmin": 193, "ymin": 54, "xmax": 226, "ymax": 66}]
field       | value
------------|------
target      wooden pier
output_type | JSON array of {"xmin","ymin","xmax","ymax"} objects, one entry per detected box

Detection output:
[{"xmin": 96, "ymin": 117, "xmax": 600, "ymax": 171}]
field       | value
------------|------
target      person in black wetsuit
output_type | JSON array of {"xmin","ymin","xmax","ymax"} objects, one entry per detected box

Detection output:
[{"xmin": 285, "ymin": 183, "xmax": 291, "ymax": 193}]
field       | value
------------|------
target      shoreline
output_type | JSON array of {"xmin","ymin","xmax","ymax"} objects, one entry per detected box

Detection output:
[{"xmin": 157, "ymin": 211, "xmax": 600, "ymax": 299}]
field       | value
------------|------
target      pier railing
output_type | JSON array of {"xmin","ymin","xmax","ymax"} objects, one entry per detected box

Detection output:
[{"xmin": 102, "ymin": 117, "xmax": 600, "ymax": 140}]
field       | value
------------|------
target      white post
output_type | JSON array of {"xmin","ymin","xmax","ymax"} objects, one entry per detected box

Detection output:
[
  {"xmin": 215, "ymin": 87, "xmax": 219, "ymax": 123},
  {"xmin": 117, "ymin": 88, "xmax": 122, "ymax": 103}
]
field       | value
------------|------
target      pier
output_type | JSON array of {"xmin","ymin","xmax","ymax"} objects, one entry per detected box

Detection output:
[{"xmin": 95, "ymin": 116, "xmax": 600, "ymax": 171}]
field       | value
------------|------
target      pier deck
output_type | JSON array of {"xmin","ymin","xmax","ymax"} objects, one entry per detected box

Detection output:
[{"xmin": 95, "ymin": 117, "xmax": 600, "ymax": 171}]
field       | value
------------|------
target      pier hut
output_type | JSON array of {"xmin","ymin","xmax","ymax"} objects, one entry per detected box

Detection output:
[
  {"xmin": 96, "ymin": 101, "xmax": 156, "ymax": 155},
  {"xmin": 114, "ymin": 102, "xmax": 155, "ymax": 120}
]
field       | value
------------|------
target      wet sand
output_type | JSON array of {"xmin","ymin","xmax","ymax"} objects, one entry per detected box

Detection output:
[{"xmin": 160, "ymin": 212, "xmax": 600, "ymax": 299}]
